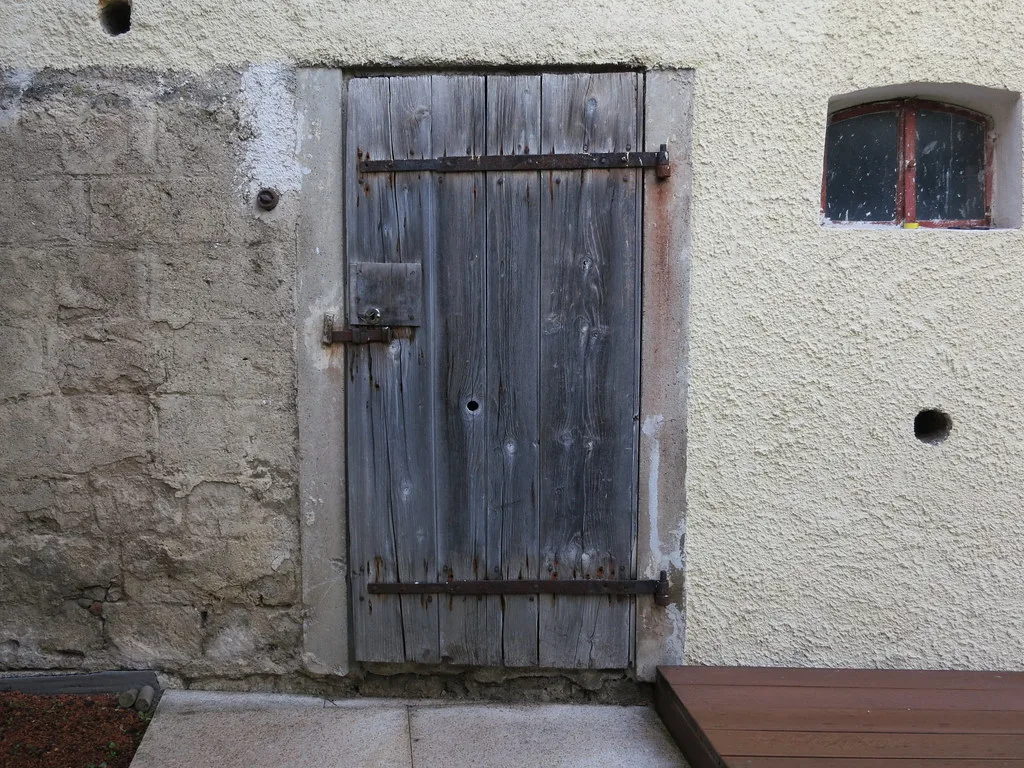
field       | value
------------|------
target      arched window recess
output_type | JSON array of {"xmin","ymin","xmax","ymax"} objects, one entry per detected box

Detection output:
[{"xmin": 823, "ymin": 99, "xmax": 993, "ymax": 228}]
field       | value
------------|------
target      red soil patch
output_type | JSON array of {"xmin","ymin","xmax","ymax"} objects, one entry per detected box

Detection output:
[{"xmin": 0, "ymin": 692, "xmax": 150, "ymax": 768}]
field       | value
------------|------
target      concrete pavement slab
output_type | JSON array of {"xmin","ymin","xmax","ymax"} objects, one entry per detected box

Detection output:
[
  {"xmin": 409, "ymin": 703, "xmax": 687, "ymax": 768},
  {"xmin": 130, "ymin": 691, "xmax": 412, "ymax": 768}
]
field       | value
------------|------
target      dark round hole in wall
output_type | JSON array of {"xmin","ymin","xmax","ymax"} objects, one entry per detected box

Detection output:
[
  {"xmin": 466, "ymin": 400, "xmax": 480, "ymax": 413},
  {"xmin": 100, "ymin": 0, "xmax": 132, "ymax": 36},
  {"xmin": 914, "ymin": 408, "xmax": 952, "ymax": 444},
  {"xmin": 256, "ymin": 188, "xmax": 280, "ymax": 211}
]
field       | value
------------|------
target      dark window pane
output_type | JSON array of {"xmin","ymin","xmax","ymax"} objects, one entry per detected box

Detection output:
[
  {"xmin": 915, "ymin": 109, "xmax": 986, "ymax": 221},
  {"xmin": 825, "ymin": 110, "xmax": 899, "ymax": 222}
]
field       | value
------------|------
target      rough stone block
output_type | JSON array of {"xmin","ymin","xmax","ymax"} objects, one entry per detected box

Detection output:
[
  {"xmin": 152, "ymin": 395, "xmax": 296, "ymax": 486},
  {"xmin": 0, "ymin": 325, "xmax": 55, "ymax": 400},
  {"xmin": 62, "ymin": 104, "xmax": 158, "ymax": 176},
  {"xmin": 148, "ymin": 243, "xmax": 293, "ymax": 326},
  {"xmin": 155, "ymin": 101, "xmax": 241, "ymax": 176},
  {"xmin": 0, "ymin": 394, "xmax": 152, "ymax": 475},
  {"xmin": 0, "ymin": 533, "xmax": 121, "ymax": 604},
  {"xmin": 0, "ymin": 246, "xmax": 59, "ymax": 322},
  {"xmin": 0, "ymin": 397, "xmax": 69, "ymax": 476},
  {"xmin": 156, "ymin": 480, "xmax": 244, "ymax": 537},
  {"xmin": 0, "ymin": 106, "xmax": 64, "ymax": 178},
  {"xmin": 88, "ymin": 466, "xmax": 161, "ymax": 536},
  {"xmin": 146, "ymin": 479, "xmax": 295, "ymax": 542},
  {"xmin": 56, "ymin": 319, "xmax": 168, "ymax": 395},
  {"xmin": 66, "ymin": 394, "xmax": 153, "ymax": 473},
  {"xmin": 197, "ymin": 606, "xmax": 302, "ymax": 676},
  {"xmin": 121, "ymin": 526, "xmax": 297, "ymax": 607},
  {"xmin": 105, "ymin": 602, "xmax": 204, "ymax": 666},
  {"xmin": 159, "ymin": 321, "xmax": 293, "ymax": 399},
  {"xmin": 0, "ymin": 177, "xmax": 89, "ymax": 244},
  {"xmin": 89, "ymin": 177, "xmax": 253, "ymax": 245},
  {"xmin": 0, "ymin": 475, "xmax": 97, "ymax": 537},
  {"xmin": 0, "ymin": 602, "xmax": 106, "ymax": 668},
  {"xmin": 55, "ymin": 246, "xmax": 149, "ymax": 320}
]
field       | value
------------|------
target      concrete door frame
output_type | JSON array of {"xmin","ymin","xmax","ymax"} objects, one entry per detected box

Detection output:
[{"xmin": 295, "ymin": 67, "xmax": 693, "ymax": 680}]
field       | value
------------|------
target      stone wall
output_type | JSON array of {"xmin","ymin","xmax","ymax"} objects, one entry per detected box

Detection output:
[{"xmin": 0, "ymin": 68, "xmax": 303, "ymax": 681}]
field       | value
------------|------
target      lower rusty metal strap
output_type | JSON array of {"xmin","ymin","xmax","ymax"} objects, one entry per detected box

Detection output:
[
  {"xmin": 359, "ymin": 146, "xmax": 671, "ymax": 178},
  {"xmin": 368, "ymin": 570, "xmax": 671, "ymax": 607}
]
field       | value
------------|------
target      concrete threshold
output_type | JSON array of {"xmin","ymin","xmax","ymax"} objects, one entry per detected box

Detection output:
[{"xmin": 129, "ymin": 690, "xmax": 687, "ymax": 768}]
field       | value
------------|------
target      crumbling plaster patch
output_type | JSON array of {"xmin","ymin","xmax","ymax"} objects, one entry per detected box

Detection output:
[
  {"xmin": 238, "ymin": 64, "xmax": 301, "ymax": 201},
  {"xmin": 0, "ymin": 66, "xmax": 303, "ymax": 678}
]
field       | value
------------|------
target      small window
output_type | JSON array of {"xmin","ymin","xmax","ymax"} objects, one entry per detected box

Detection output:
[{"xmin": 823, "ymin": 100, "xmax": 993, "ymax": 228}]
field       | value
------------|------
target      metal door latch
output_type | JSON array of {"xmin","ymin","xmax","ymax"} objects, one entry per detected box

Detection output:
[{"xmin": 322, "ymin": 313, "xmax": 395, "ymax": 345}]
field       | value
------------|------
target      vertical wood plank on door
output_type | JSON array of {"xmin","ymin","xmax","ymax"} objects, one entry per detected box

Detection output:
[
  {"xmin": 346, "ymin": 77, "xmax": 405, "ymax": 662},
  {"xmin": 384, "ymin": 76, "xmax": 440, "ymax": 663},
  {"xmin": 538, "ymin": 72, "xmax": 643, "ymax": 668},
  {"xmin": 431, "ymin": 75, "xmax": 502, "ymax": 665},
  {"xmin": 485, "ymin": 75, "xmax": 542, "ymax": 667}
]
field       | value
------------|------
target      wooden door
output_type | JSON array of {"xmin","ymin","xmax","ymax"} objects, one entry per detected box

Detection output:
[{"xmin": 346, "ymin": 73, "xmax": 643, "ymax": 668}]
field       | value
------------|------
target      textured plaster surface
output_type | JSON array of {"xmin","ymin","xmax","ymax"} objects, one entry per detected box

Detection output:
[{"xmin": 2, "ymin": 0, "xmax": 1024, "ymax": 671}]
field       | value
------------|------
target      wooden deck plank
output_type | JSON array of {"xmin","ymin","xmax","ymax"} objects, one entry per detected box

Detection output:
[
  {"xmin": 712, "ymin": 730, "xmax": 1024, "ymax": 759},
  {"xmin": 673, "ymin": 683, "xmax": 1024, "ymax": 711},
  {"xmin": 730, "ymin": 760, "xmax": 1024, "ymax": 767},
  {"xmin": 656, "ymin": 666, "xmax": 1024, "ymax": 767},
  {"xmin": 654, "ymin": 674, "xmax": 723, "ymax": 768},
  {"xmin": 661, "ymin": 666, "xmax": 1024, "ymax": 691},
  {"xmin": 687, "ymin": 706, "xmax": 1024, "ymax": 734}
]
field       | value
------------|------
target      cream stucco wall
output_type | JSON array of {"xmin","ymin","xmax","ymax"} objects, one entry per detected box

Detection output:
[{"xmin": 3, "ymin": 0, "xmax": 1024, "ymax": 671}]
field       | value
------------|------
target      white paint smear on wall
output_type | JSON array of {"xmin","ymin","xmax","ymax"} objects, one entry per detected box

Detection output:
[{"xmin": 239, "ymin": 64, "xmax": 300, "ymax": 198}]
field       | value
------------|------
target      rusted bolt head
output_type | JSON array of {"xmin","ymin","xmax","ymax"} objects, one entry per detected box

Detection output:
[{"xmin": 256, "ymin": 188, "xmax": 280, "ymax": 211}]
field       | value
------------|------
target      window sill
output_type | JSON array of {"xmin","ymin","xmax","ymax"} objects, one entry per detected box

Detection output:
[{"xmin": 821, "ymin": 220, "xmax": 1014, "ymax": 232}]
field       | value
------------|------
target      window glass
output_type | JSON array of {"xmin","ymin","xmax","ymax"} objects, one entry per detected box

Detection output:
[
  {"xmin": 915, "ymin": 109, "xmax": 986, "ymax": 221},
  {"xmin": 825, "ymin": 110, "xmax": 899, "ymax": 222}
]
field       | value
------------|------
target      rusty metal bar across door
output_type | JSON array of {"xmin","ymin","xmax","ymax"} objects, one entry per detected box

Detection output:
[
  {"xmin": 368, "ymin": 571, "xmax": 671, "ymax": 606},
  {"xmin": 358, "ymin": 146, "xmax": 670, "ymax": 177}
]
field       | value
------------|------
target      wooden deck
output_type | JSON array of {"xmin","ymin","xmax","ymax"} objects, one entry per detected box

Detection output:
[{"xmin": 655, "ymin": 666, "xmax": 1024, "ymax": 767}]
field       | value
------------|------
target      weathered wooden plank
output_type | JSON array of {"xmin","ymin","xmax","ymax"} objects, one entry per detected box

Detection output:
[
  {"xmin": 537, "ymin": 72, "xmax": 642, "ymax": 668},
  {"xmin": 384, "ymin": 75, "xmax": 440, "ymax": 663},
  {"xmin": 431, "ymin": 74, "xmax": 501, "ymax": 665},
  {"xmin": 485, "ymin": 75, "xmax": 542, "ymax": 667},
  {"xmin": 345, "ymin": 76, "xmax": 405, "ymax": 662}
]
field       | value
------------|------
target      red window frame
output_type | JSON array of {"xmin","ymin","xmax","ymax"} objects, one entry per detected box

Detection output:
[{"xmin": 822, "ymin": 99, "xmax": 994, "ymax": 228}]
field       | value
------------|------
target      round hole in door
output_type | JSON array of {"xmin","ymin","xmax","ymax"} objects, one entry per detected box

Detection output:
[{"xmin": 466, "ymin": 399, "xmax": 480, "ymax": 413}]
